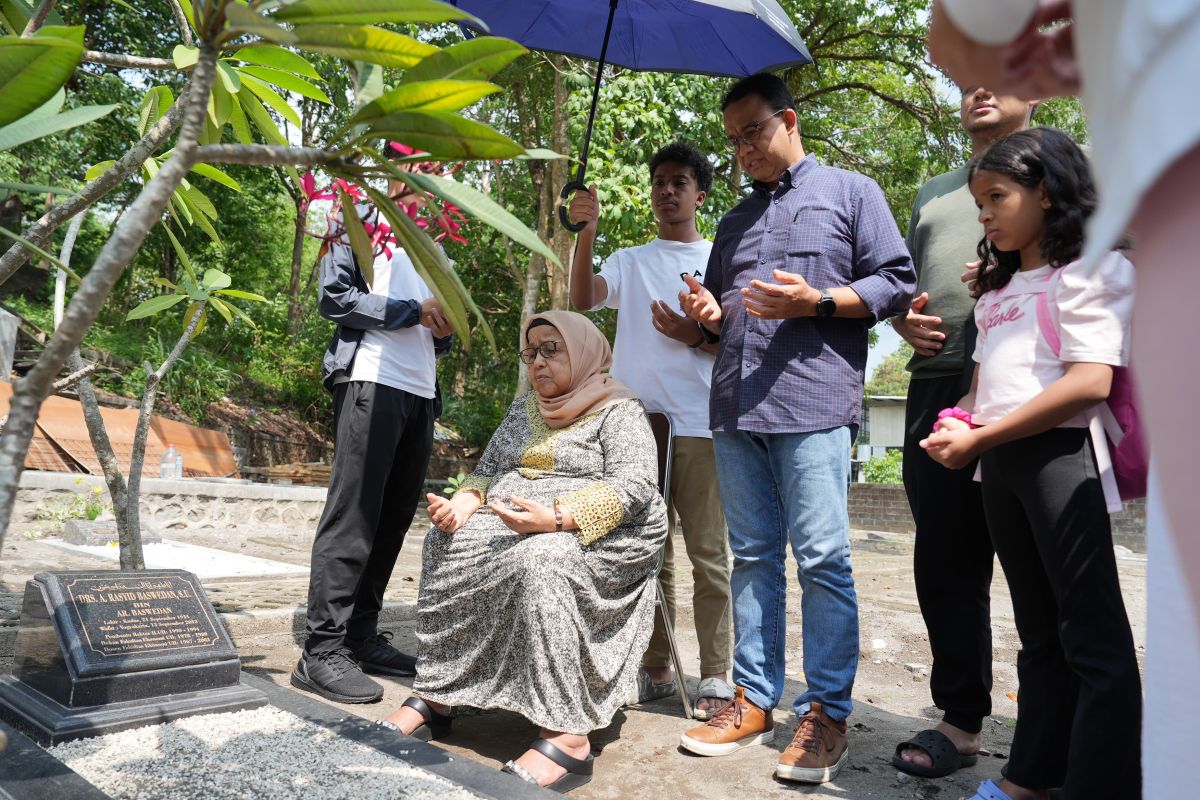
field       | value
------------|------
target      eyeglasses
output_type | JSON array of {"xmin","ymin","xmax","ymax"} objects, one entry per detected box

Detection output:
[
  {"xmin": 724, "ymin": 109, "xmax": 785, "ymax": 152},
  {"xmin": 518, "ymin": 341, "xmax": 561, "ymax": 365}
]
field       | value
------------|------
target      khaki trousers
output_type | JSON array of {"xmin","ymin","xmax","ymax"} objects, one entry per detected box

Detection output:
[{"xmin": 644, "ymin": 436, "xmax": 733, "ymax": 674}]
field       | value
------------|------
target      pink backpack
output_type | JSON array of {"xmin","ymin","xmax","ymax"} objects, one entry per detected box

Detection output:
[{"xmin": 1032, "ymin": 267, "xmax": 1147, "ymax": 508}]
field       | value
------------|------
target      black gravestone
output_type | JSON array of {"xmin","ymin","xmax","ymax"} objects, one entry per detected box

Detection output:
[{"xmin": 0, "ymin": 569, "xmax": 266, "ymax": 744}]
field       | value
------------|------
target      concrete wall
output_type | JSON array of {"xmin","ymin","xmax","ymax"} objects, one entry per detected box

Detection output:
[
  {"xmin": 847, "ymin": 482, "xmax": 1147, "ymax": 552},
  {"xmin": 13, "ymin": 471, "xmax": 328, "ymax": 531}
]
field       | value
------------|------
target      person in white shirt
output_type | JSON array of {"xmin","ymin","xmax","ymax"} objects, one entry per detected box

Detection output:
[
  {"xmin": 293, "ymin": 179, "xmax": 454, "ymax": 706},
  {"xmin": 926, "ymin": 4, "xmax": 1200, "ymax": 796},
  {"xmin": 923, "ymin": 128, "xmax": 1140, "ymax": 800},
  {"xmin": 567, "ymin": 142, "xmax": 734, "ymax": 718}
]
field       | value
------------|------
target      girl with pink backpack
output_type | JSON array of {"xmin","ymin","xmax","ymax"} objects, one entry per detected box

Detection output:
[{"xmin": 921, "ymin": 127, "xmax": 1142, "ymax": 800}]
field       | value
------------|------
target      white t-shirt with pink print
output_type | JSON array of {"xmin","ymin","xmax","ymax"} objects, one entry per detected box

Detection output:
[{"xmin": 971, "ymin": 251, "xmax": 1135, "ymax": 427}]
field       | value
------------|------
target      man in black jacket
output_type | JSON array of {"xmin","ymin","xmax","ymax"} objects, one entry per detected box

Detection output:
[{"xmin": 292, "ymin": 195, "xmax": 453, "ymax": 704}]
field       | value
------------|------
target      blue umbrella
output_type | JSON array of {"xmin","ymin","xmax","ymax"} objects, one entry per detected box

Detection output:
[{"xmin": 449, "ymin": 0, "xmax": 812, "ymax": 230}]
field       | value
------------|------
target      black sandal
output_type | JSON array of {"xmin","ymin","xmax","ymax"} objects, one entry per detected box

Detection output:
[
  {"xmin": 892, "ymin": 729, "xmax": 979, "ymax": 778},
  {"xmin": 376, "ymin": 696, "xmax": 452, "ymax": 742},
  {"xmin": 501, "ymin": 738, "xmax": 594, "ymax": 793}
]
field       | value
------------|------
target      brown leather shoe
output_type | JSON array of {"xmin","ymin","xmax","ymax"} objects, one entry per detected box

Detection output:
[
  {"xmin": 679, "ymin": 686, "xmax": 774, "ymax": 756},
  {"xmin": 775, "ymin": 703, "xmax": 849, "ymax": 783}
]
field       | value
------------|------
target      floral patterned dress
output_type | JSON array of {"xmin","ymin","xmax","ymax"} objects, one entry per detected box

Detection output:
[{"xmin": 412, "ymin": 395, "xmax": 668, "ymax": 734}]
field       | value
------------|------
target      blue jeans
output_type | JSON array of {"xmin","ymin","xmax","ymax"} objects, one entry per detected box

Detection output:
[{"xmin": 713, "ymin": 428, "xmax": 858, "ymax": 722}]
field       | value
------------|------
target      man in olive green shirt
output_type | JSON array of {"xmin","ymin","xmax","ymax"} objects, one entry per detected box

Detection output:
[{"xmin": 892, "ymin": 87, "xmax": 1037, "ymax": 777}]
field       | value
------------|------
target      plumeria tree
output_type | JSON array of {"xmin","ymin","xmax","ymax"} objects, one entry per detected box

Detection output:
[{"xmin": 0, "ymin": 0, "xmax": 562, "ymax": 554}]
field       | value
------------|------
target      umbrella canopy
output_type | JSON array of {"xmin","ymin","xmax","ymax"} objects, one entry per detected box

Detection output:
[
  {"xmin": 450, "ymin": 0, "xmax": 811, "ymax": 77},
  {"xmin": 449, "ymin": 0, "xmax": 812, "ymax": 230}
]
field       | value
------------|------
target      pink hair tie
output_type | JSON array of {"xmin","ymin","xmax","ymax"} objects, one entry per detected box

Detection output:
[{"xmin": 934, "ymin": 406, "xmax": 977, "ymax": 431}]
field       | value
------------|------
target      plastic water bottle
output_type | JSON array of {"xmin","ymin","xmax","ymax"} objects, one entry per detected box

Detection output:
[
  {"xmin": 175, "ymin": 452, "xmax": 184, "ymax": 479},
  {"xmin": 161, "ymin": 443, "xmax": 178, "ymax": 479}
]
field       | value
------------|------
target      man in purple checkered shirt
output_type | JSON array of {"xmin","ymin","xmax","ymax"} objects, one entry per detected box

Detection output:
[{"xmin": 678, "ymin": 73, "xmax": 915, "ymax": 784}]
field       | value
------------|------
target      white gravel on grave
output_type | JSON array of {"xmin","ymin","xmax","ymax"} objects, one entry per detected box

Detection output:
[{"xmin": 46, "ymin": 706, "xmax": 482, "ymax": 800}]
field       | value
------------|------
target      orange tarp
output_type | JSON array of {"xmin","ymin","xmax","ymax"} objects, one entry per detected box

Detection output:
[{"xmin": 0, "ymin": 381, "xmax": 235, "ymax": 478}]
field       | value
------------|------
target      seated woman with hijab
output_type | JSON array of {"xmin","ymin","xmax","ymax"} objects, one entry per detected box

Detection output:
[{"xmin": 378, "ymin": 310, "xmax": 668, "ymax": 793}]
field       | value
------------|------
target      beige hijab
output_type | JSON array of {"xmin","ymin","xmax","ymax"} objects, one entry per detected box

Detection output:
[{"xmin": 524, "ymin": 310, "xmax": 635, "ymax": 429}]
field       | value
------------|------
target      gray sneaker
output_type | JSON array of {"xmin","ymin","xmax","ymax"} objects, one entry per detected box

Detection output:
[{"xmin": 291, "ymin": 647, "xmax": 383, "ymax": 704}]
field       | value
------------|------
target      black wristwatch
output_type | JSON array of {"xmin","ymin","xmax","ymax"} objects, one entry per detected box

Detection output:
[{"xmin": 815, "ymin": 289, "xmax": 836, "ymax": 318}]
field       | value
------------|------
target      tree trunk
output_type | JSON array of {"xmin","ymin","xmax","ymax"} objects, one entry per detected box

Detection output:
[
  {"xmin": 286, "ymin": 204, "xmax": 307, "ymax": 340},
  {"xmin": 543, "ymin": 61, "xmax": 573, "ymax": 310}
]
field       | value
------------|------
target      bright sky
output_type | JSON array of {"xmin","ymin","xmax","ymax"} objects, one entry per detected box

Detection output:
[{"xmin": 867, "ymin": 320, "xmax": 902, "ymax": 379}]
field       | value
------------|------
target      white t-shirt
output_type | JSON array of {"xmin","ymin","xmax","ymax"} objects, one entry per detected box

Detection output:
[
  {"xmin": 345, "ymin": 247, "xmax": 437, "ymax": 398},
  {"xmin": 593, "ymin": 238, "xmax": 715, "ymax": 438},
  {"xmin": 972, "ymin": 252, "xmax": 1135, "ymax": 426}
]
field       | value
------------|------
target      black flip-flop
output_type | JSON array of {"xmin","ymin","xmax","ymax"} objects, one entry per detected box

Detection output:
[
  {"xmin": 892, "ymin": 729, "xmax": 979, "ymax": 778},
  {"xmin": 376, "ymin": 696, "xmax": 452, "ymax": 742},
  {"xmin": 502, "ymin": 738, "xmax": 594, "ymax": 793}
]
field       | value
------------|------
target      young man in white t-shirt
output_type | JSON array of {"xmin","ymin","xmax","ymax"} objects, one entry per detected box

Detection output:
[
  {"xmin": 293, "ymin": 188, "xmax": 454, "ymax": 705},
  {"xmin": 568, "ymin": 142, "xmax": 733, "ymax": 717}
]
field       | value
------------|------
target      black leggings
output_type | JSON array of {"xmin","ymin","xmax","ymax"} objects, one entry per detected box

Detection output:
[{"xmin": 980, "ymin": 427, "xmax": 1141, "ymax": 798}]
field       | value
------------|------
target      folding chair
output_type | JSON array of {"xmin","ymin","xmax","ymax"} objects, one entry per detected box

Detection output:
[{"xmin": 644, "ymin": 410, "xmax": 693, "ymax": 719}]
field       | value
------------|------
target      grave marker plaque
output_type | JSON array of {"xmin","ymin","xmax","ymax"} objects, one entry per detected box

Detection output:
[{"xmin": 0, "ymin": 569, "xmax": 265, "ymax": 744}]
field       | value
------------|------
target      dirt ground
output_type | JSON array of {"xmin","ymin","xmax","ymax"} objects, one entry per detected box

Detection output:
[{"xmin": 1, "ymin": 522, "xmax": 1147, "ymax": 800}]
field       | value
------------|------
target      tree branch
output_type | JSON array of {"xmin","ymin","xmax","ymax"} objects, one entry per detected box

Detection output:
[
  {"xmin": 84, "ymin": 51, "xmax": 177, "ymax": 70},
  {"xmin": 0, "ymin": 84, "xmax": 192, "ymax": 288},
  {"xmin": 0, "ymin": 49, "xmax": 218, "ymax": 549},
  {"xmin": 167, "ymin": 0, "xmax": 194, "ymax": 47},
  {"xmin": 193, "ymin": 144, "xmax": 351, "ymax": 167},
  {"xmin": 51, "ymin": 362, "xmax": 98, "ymax": 393},
  {"xmin": 798, "ymin": 82, "xmax": 933, "ymax": 126},
  {"xmin": 21, "ymin": 0, "xmax": 56, "ymax": 36}
]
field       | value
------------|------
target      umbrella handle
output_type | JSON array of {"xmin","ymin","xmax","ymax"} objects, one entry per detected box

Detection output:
[{"xmin": 558, "ymin": 178, "xmax": 590, "ymax": 234}]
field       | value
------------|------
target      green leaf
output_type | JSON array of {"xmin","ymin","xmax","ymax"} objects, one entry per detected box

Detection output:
[
  {"xmin": 0, "ymin": 102, "xmax": 118, "ymax": 152},
  {"xmin": 223, "ymin": 4, "xmax": 297, "ymax": 44},
  {"xmin": 215, "ymin": 60, "xmax": 242, "ymax": 94},
  {"xmin": 85, "ymin": 160, "xmax": 116, "ymax": 182},
  {"xmin": 162, "ymin": 223, "xmax": 195, "ymax": 279},
  {"xmin": 176, "ymin": 190, "xmax": 221, "ymax": 244},
  {"xmin": 239, "ymin": 73, "xmax": 301, "ymax": 128},
  {"xmin": 354, "ymin": 60, "xmax": 385, "ymax": 109},
  {"xmin": 173, "ymin": 44, "xmax": 199, "ymax": 69},
  {"xmin": 230, "ymin": 45, "xmax": 320, "ymax": 79},
  {"xmin": 202, "ymin": 267, "xmax": 232, "ymax": 290},
  {"xmin": 138, "ymin": 86, "xmax": 173, "ymax": 137},
  {"xmin": 182, "ymin": 301, "xmax": 207, "ymax": 337},
  {"xmin": 23, "ymin": 87, "xmax": 65, "ymax": 120},
  {"xmin": 189, "ymin": 163, "xmax": 241, "ymax": 192},
  {"xmin": 360, "ymin": 109, "xmax": 524, "ymax": 160},
  {"xmin": 182, "ymin": 185, "xmax": 217, "ymax": 220},
  {"xmin": 238, "ymin": 89, "xmax": 288, "ymax": 145},
  {"xmin": 0, "ymin": 0, "xmax": 34, "ymax": 35},
  {"xmin": 207, "ymin": 295, "xmax": 235, "ymax": 325},
  {"xmin": 227, "ymin": 97, "xmax": 252, "ymax": 144},
  {"xmin": 214, "ymin": 288, "xmax": 268, "ymax": 303},
  {"xmin": 402, "ymin": 37, "xmax": 526, "ymax": 84},
  {"xmin": 208, "ymin": 79, "xmax": 232, "ymax": 129},
  {"xmin": 152, "ymin": 276, "xmax": 184, "ymax": 292},
  {"xmin": 272, "ymin": 0, "xmax": 481, "ymax": 27},
  {"xmin": 0, "ymin": 26, "xmax": 85, "ymax": 127},
  {"xmin": 236, "ymin": 65, "xmax": 330, "ymax": 103},
  {"xmin": 337, "ymin": 186, "xmax": 375, "ymax": 287},
  {"xmin": 350, "ymin": 80, "xmax": 499, "ymax": 124},
  {"xmin": 125, "ymin": 293, "xmax": 188, "ymax": 321},
  {"xmin": 221, "ymin": 296, "xmax": 259, "ymax": 328},
  {"xmin": 291, "ymin": 24, "xmax": 434, "ymax": 69},
  {"xmin": 176, "ymin": 0, "xmax": 196, "ymax": 31},
  {"xmin": 519, "ymin": 148, "xmax": 567, "ymax": 160},
  {"xmin": 0, "ymin": 180, "xmax": 75, "ymax": 194},
  {"xmin": 389, "ymin": 166, "xmax": 559, "ymax": 266}
]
